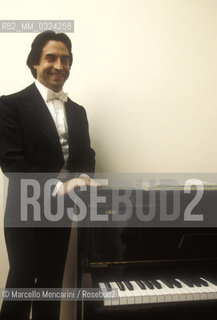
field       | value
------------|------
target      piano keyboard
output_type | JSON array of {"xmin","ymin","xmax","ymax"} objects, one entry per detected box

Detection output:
[{"xmin": 98, "ymin": 277, "xmax": 217, "ymax": 306}]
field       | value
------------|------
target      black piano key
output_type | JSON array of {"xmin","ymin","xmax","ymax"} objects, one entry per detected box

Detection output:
[
  {"xmin": 142, "ymin": 280, "xmax": 154, "ymax": 290},
  {"xmin": 198, "ymin": 277, "xmax": 209, "ymax": 287},
  {"xmin": 116, "ymin": 281, "xmax": 125, "ymax": 291},
  {"xmin": 150, "ymin": 279, "xmax": 162, "ymax": 289},
  {"xmin": 173, "ymin": 279, "xmax": 182, "ymax": 288},
  {"xmin": 192, "ymin": 278, "xmax": 202, "ymax": 287},
  {"xmin": 204, "ymin": 276, "xmax": 217, "ymax": 286},
  {"xmin": 124, "ymin": 281, "xmax": 134, "ymax": 291},
  {"xmin": 160, "ymin": 278, "xmax": 174, "ymax": 289},
  {"xmin": 104, "ymin": 282, "xmax": 112, "ymax": 291},
  {"xmin": 136, "ymin": 280, "xmax": 146, "ymax": 290},
  {"xmin": 179, "ymin": 277, "xmax": 194, "ymax": 287}
]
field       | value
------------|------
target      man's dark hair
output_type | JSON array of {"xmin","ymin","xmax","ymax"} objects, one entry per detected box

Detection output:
[{"xmin": 26, "ymin": 30, "xmax": 73, "ymax": 79}]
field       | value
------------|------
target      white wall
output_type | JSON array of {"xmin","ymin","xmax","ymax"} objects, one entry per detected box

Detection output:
[
  {"xmin": 1, "ymin": 0, "xmax": 217, "ymax": 173},
  {"xmin": 1, "ymin": 0, "xmax": 217, "ymax": 318}
]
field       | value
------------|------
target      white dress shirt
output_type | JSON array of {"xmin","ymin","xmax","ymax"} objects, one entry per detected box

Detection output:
[
  {"xmin": 35, "ymin": 80, "xmax": 69, "ymax": 168},
  {"xmin": 35, "ymin": 81, "xmax": 89, "ymax": 195}
]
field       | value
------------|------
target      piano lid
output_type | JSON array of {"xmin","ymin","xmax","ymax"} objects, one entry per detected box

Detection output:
[
  {"xmin": 76, "ymin": 186, "xmax": 217, "ymax": 264},
  {"xmin": 83, "ymin": 227, "xmax": 217, "ymax": 264}
]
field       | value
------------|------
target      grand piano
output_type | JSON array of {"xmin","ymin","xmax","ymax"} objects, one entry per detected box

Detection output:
[{"xmin": 76, "ymin": 183, "xmax": 217, "ymax": 320}]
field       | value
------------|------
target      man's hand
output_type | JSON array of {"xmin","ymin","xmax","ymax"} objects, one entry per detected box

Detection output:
[{"xmin": 57, "ymin": 176, "xmax": 100, "ymax": 196}]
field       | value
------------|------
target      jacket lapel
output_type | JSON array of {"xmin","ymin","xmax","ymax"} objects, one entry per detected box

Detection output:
[
  {"xmin": 22, "ymin": 83, "xmax": 62, "ymax": 147},
  {"xmin": 65, "ymin": 99, "xmax": 78, "ymax": 141}
]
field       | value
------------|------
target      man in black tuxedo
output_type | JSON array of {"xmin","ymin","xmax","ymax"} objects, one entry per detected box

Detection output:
[{"xmin": 0, "ymin": 31, "xmax": 96, "ymax": 320}]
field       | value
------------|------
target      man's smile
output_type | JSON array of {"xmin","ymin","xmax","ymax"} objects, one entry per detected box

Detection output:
[{"xmin": 50, "ymin": 74, "xmax": 64, "ymax": 79}]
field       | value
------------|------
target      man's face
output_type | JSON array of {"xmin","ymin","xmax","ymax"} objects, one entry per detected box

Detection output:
[{"xmin": 34, "ymin": 40, "xmax": 70, "ymax": 92}]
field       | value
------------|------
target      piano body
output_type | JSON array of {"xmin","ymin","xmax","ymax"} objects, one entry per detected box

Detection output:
[{"xmin": 76, "ymin": 187, "xmax": 217, "ymax": 320}]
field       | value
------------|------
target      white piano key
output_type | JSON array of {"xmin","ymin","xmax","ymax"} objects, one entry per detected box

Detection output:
[
  {"xmin": 122, "ymin": 282, "xmax": 135, "ymax": 305},
  {"xmin": 201, "ymin": 277, "xmax": 217, "ymax": 291},
  {"xmin": 175, "ymin": 279, "xmax": 198, "ymax": 301},
  {"xmin": 109, "ymin": 282, "xmax": 120, "ymax": 306},
  {"xmin": 140, "ymin": 280, "xmax": 158, "ymax": 303},
  {"xmin": 174, "ymin": 279, "xmax": 192, "ymax": 301},
  {"xmin": 144, "ymin": 280, "xmax": 165, "ymax": 303},
  {"xmin": 164, "ymin": 279, "xmax": 185, "ymax": 302},
  {"xmin": 100, "ymin": 276, "xmax": 217, "ymax": 307},
  {"xmin": 110, "ymin": 282, "xmax": 127, "ymax": 305},
  {"xmin": 129, "ymin": 280, "xmax": 143, "ymax": 304},
  {"xmin": 156, "ymin": 279, "xmax": 173, "ymax": 302},
  {"xmin": 170, "ymin": 283, "xmax": 187, "ymax": 302},
  {"xmin": 98, "ymin": 282, "xmax": 112, "ymax": 306},
  {"xmin": 130, "ymin": 281, "xmax": 150, "ymax": 304},
  {"xmin": 200, "ymin": 278, "xmax": 217, "ymax": 300},
  {"xmin": 187, "ymin": 284, "xmax": 202, "ymax": 301},
  {"xmin": 193, "ymin": 283, "xmax": 208, "ymax": 300}
]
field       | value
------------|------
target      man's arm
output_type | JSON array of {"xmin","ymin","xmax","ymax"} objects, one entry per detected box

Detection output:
[
  {"xmin": 66, "ymin": 104, "xmax": 95, "ymax": 175},
  {"xmin": 0, "ymin": 97, "xmax": 38, "ymax": 175}
]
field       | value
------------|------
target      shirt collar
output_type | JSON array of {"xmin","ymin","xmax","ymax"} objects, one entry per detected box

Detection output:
[{"xmin": 35, "ymin": 80, "xmax": 64, "ymax": 102}]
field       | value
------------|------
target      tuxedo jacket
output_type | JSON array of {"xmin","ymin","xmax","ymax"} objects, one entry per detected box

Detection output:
[
  {"xmin": 0, "ymin": 83, "xmax": 95, "ymax": 226},
  {"xmin": 0, "ymin": 83, "xmax": 95, "ymax": 175}
]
